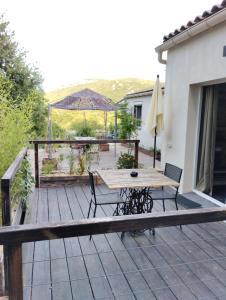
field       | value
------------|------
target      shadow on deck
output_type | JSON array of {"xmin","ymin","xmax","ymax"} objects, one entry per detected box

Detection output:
[{"xmin": 22, "ymin": 184, "xmax": 226, "ymax": 300}]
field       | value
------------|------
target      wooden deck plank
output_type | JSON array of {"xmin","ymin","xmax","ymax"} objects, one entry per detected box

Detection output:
[
  {"xmin": 67, "ymin": 256, "xmax": 87, "ymax": 280},
  {"xmin": 32, "ymin": 260, "xmax": 51, "ymax": 285},
  {"xmin": 99, "ymin": 251, "xmax": 122, "ymax": 275},
  {"xmin": 22, "ymin": 188, "xmax": 38, "ymax": 264},
  {"xmin": 52, "ymin": 282, "xmax": 73, "ymax": 300},
  {"xmin": 48, "ymin": 188, "xmax": 66, "ymax": 260},
  {"xmin": 168, "ymin": 283, "xmax": 197, "ymax": 300},
  {"xmin": 22, "ymin": 263, "xmax": 32, "ymax": 287},
  {"xmin": 51, "ymin": 258, "xmax": 69, "ymax": 283},
  {"xmin": 22, "ymin": 184, "xmax": 226, "ymax": 299},
  {"xmin": 89, "ymin": 276, "xmax": 114, "ymax": 299},
  {"xmin": 83, "ymin": 254, "xmax": 105, "ymax": 277},
  {"xmin": 95, "ymin": 185, "xmax": 190, "ymax": 298},
  {"xmin": 115, "ymin": 294, "xmax": 136, "ymax": 300},
  {"xmin": 34, "ymin": 188, "xmax": 50, "ymax": 262},
  {"xmin": 80, "ymin": 185, "xmax": 146, "ymax": 298},
  {"xmin": 152, "ymin": 287, "xmax": 178, "ymax": 300},
  {"xmin": 172, "ymin": 263, "xmax": 216, "ymax": 299},
  {"xmin": 82, "ymin": 184, "xmax": 153, "ymax": 297},
  {"xmin": 31, "ymin": 285, "xmax": 51, "ymax": 300},
  {"xmin": 134, "ymin": 289, "xmax": 156, "ymax": 300},
  {"xmin": 33, "ymin": 240, "xmax": 50, "ymax": 261},
  {"xmin": 149, "ymin": 211, "xmax": 220, "ymax": 299},
  {"xmin": 71, "ymin": 279, "xmax": 94, "ymax": 300},
  {"xmin": 30, "ymin": 187, "xmax": 52, "ymax": 299},
  {"xmin": 107, "ymin": 274, "xmax": 133, "ymax": 297}
]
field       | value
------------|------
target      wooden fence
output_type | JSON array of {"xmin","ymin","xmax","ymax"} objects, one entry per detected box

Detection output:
[
  {"xmin": 1, "ymin": 147, "xmax": 28, "ymax": 295},
  {"xmin": 1, "ymin": 207, "xmax": 226, "ymax": 299}
]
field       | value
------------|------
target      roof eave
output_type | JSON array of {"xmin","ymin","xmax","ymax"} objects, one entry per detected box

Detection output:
[{"xmin": 155, "ymin": 8, "xmax": 226, "ymax": 53}]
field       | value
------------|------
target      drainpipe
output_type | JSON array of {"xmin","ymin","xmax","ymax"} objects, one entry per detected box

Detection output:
[
  {"xmin": 155, "ymin": 8, "xmax": 226, "ymax": 65},
  {"xmin": 157, "ymin": 51, "xmax": 167, "ymax": 65}
]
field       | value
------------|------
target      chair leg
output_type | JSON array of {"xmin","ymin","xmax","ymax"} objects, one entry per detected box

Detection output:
[
  {"xmin": 162, "ymin": 199, "xmax": 166, "ymax": 212},
  {"xmin": 174, "ymin": 198, "xmax": 179, "ymax": 210},
  {"xmin": 174, "ymin": 198, "xmax": 182, "ymax": 230},
  {"xmin": 115, "ymin": 204, "xmax": 120, "ymax": 216},
  {"xmin": 89, "ymin": 205, "xmax": 97, "ymax": 240},
  {"xmin": 87, "ymin": 200, "xmax": 92, "ymax": 218}
]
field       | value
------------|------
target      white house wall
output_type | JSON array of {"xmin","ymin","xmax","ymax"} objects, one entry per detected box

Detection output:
[
  {"xmin": 124, "ymin": 95, "xmax": 161, "ymax": 150},
  {"xmin": 163, "ymin": 22, "xmax": 226, "ymax": 193}
]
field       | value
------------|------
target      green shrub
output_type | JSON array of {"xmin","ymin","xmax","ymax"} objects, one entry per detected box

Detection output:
[
  {"xmin": 52, "ymin": 122, "xmax": 66, "ymax": 139},
  {"xmin": 11, "ymin": 159, "xmax": 34, "ymax": 209},
  {"xmin": 67, "ymin": 148, "xmax": 76, "ymax": 174},
  {"xmin": 70, "ymin": 120, "xmax": 103, "ymax": 137},
  {"xmin": 118, "ymin": 102, "xmax": 139, "ymax": 139},
  {"xmin": 42, "ymin": 161, "xmax": 56, "ymax": 175},
  {"xmin": 76, "ymin": 153, "xmax": 86, "ymax": 175},
  {"xmin": 117, "ymin": 153, "xmax": 135, "ymax": 169},
  {"xmin": 0, "ymin": 102, "xmax": 31, "ymax": 179}
]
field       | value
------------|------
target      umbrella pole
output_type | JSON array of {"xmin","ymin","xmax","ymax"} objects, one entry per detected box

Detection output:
[
  {"xmin": 48, "ymin": 104, "xmax": 53, "ymax": 159},
  {"xmin": 153, "ymin": 127, "xmax": 157, "ymax": 168},
  {"xmin": 104, "ymin": 111, "xmax": 107, "ymax": 137},
  {"xmin": 114, "ymin": 109, "xmax": 118, "ymax": 157}
]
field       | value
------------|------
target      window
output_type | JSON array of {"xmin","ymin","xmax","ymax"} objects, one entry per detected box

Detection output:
[{"xmin": 134, "ymin": 105, "xmax": 142, "ymax": 126}]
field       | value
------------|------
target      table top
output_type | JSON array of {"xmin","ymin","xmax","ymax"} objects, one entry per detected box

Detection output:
[{"xmin": 97, "ymin": 168, "xmax": 179, "ymax": 189}]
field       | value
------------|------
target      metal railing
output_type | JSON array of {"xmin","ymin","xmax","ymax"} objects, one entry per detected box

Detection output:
[{"xmin": 30, "ymin": 139, "xmax": 140, "ymax": 187}]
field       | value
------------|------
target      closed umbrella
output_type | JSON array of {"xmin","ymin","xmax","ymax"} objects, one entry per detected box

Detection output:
[{"xmin": 146, "ymin": 75, "xmax": 164, "ymax": 167}]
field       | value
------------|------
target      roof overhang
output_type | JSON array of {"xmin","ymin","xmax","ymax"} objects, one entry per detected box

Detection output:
[{"xmin": 155, "ymin": 8, "xmax": 226, "ymax": 54}]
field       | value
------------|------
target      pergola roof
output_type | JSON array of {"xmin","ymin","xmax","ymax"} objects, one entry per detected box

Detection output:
[{"xmin": 51, "ymin": 88, "xmax": 116, "ymax": 111}]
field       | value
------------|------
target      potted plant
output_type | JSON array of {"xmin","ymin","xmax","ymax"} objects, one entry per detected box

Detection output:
[
  {"xmin": 117, "ymin": 153, "xmax": 135, "ymax": 169},
  {"xmin": 117, "ymin": 102, "xmax": 140, "ymax": 139}
]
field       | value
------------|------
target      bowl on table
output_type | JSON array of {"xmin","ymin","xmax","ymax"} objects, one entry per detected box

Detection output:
[{"xmin": 130, "ymin": 171, "xmax": 138, "ymax": 177}]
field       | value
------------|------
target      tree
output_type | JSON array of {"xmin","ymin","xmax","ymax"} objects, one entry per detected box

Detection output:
[
  {"xmin": 0, "ymin": 15, "xmax": 47, "ymax": 137},
  {"xmin": 118, "ymin": 102, "xmax": 139, "ymax": 139}
]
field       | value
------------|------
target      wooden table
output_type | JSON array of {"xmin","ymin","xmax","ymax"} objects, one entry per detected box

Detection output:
[{"xmin": 97, "ymin": 168, "xmax": 179, "ymax": 190}]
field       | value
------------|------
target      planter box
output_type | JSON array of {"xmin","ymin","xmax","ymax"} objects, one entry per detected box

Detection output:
[
  {"xmin": 100, "ymin": 143, "xmax": 109, "ymax": 151},
  {"xmin": 40, "ymin": 174, "xmax": 103, "ymax": 187},
  {"xmin": 42, "ymin": 158, "xmax": 58, "ymax": 168}
]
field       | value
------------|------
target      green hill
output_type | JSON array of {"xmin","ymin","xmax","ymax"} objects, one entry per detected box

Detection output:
[{"xmin": 45, "ymin": 78, "xmax": 154, "ymax": 130}]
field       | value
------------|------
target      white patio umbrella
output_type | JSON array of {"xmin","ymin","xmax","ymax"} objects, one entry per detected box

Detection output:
[{"xmin": 146, "ymin": 75, "xmax": 164, "ymax": 168}]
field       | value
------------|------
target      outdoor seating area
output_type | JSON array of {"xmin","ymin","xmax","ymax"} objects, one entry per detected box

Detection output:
[
  {"xmin": 1, "ymin": 1, "xmax": 226, "ymax": 299},
  {"xmin": 2, "ymin": 140, "xmax": 226, "ymax": 300}
]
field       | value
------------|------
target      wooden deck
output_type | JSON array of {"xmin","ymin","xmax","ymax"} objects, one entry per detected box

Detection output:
[{"xmin": 22, "ymin": 184, "xmax": 226, "ymax": 300}]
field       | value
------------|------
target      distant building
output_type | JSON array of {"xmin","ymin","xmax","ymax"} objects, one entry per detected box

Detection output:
[{"xmin": 118, "ymin": 87, "xmax": 164, "ymax": 150}]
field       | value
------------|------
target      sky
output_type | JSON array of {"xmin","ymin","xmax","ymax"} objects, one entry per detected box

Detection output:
[{"xmin": 1, "ymin": 0, "xmax": 220, "ymax": 91}]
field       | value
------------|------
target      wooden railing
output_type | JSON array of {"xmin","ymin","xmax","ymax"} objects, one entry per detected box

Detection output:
[
  {"xmin": 30, "ymin": 139, "xmax": 140, "ymax": 188},
  {"xmin": 0, "ymin": 147, "xmax": 28, "ymax": 295},
  {"xmin": 1, "ymin": 207, "xmax": 226, "ymax": 300}
]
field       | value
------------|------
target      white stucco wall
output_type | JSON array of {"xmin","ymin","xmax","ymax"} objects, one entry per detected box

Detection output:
[
  {"xmin": 122, "ymin": 95, "xmax": 162, "ymax": 150},
  {"xmin": 162, "ymin": 21, "xmax": 226, "ymax": 193}
]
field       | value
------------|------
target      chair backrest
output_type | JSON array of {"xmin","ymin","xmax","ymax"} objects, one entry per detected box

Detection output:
[
  {"xmin": 88, "ymin": 169, "xmax": 97, "ymax": 203},
  {"xmin": 164, "ymin": 163, "xmax": 182, "ymax": 184}
]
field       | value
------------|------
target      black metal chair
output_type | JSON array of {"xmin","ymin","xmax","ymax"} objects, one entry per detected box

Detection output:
[
  {"xmin": 150, "ymin": 163, "xmax": 183, "ymax": 233},
  {"xmin": 87, "ymin": 169, "xmax": 125, "ymax": 239}
]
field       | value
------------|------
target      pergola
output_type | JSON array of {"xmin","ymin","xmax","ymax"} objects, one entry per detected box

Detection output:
[{"xmin": 48, "ymin": 88, "xmax": 117, "ymax": 140}]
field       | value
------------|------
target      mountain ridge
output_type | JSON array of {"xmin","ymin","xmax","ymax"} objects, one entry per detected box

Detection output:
[{"xmin": 45, "ymin": 78, "xmax": 155, "ymax": 129}]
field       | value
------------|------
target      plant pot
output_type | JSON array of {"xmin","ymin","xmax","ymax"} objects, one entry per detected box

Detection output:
[
  {"xmin": 100, "ymin": 143, "xmax": 109, "ymax": 151},
  {"xmin": 156, "ymin": 153, "xmax": 161, "ymax": 161}
]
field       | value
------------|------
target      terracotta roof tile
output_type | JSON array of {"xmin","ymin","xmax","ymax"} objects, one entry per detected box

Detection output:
[{"xmin": 163, "ymin": 0, "xmax": 226, "ymax": 42}]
